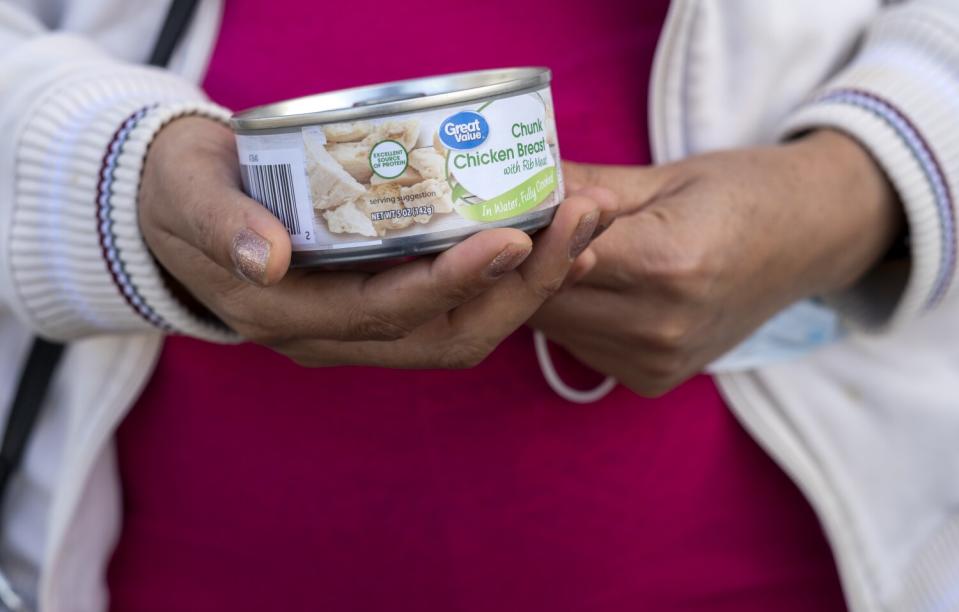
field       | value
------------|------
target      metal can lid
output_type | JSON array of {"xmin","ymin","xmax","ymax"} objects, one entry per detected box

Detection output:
[{"xmin": 230, "ymin": 67, "xmax": 550, "ymax": 132}]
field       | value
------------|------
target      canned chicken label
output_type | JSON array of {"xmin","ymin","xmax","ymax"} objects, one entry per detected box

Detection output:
[{"xmin": 235, "ymin": 85, "xmax": 561, "ymax": 261}]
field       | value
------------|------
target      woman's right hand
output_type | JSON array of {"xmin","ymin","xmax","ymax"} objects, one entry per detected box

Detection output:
[{"xmin": 138, "ymin": 116, "xmax": 614, "ymax": 368}]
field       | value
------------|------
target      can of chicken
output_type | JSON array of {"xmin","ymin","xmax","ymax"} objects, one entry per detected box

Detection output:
[{"xmin": 230, "ymin": 68, "xmax": 563, "ymax": 266}]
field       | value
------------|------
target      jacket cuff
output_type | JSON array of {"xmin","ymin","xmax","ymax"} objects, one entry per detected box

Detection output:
[
  {"xmin": 10, "ymin": 66, "xmax": 239, "ymax": 342},
  {"xmin": 778, "ymin": 13, "xmax": 959, "ymax": 329}
]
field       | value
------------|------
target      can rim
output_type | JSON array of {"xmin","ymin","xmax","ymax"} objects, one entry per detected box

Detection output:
[{"xmin": 230, "ymin": 67, "xmax": 550, "ymax": 132}]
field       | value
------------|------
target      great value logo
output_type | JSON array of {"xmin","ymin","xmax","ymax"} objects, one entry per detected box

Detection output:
[{"xmin": 439, "ymin": 111, "xmax": 489, "ymax": 150}]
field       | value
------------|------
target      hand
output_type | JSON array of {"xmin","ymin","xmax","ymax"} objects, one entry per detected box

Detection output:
[
  {"xmin": 139, "ymin": 116, "xmax": 617, "ymax": 368},
  {"xmin": 531, "ymin": 130, "xmax": 903, "ymax": 396}
]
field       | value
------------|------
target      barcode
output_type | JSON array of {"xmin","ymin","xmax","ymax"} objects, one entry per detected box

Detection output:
[{"xmin": 240, "ymin": 163, "xmax": 302, "ymax": 236}]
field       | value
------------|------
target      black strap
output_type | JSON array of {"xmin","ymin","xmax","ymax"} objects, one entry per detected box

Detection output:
[
  {"xmin": 149, "ymin": 0, "xmax": 201, "ymax": 67},
  {"xmin": 0, "ymin": 0, "xmax": 201, "ymax": 512},
  {"xmin": 0, "ymin": 340, "xmax": 65, "ymax": 499}
]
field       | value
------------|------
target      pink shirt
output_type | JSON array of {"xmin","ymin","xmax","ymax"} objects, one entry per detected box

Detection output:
[{"xmin": 107, "ymin": 2, "xmax": 847, "ymax": 610}]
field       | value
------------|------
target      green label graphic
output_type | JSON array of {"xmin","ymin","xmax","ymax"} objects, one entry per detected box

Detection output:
[{"xmin": 454, "ymin": 167, "xmax": 556, "ymax": 222}]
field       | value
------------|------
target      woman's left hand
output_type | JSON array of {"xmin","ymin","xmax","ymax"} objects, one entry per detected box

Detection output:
[{"xmin": 531, "ymin": 130, "xmax": 903, "ymax": 396}]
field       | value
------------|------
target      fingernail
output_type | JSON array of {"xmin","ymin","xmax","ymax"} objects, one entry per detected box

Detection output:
[
  {"xmin": 231, "ymin": 228, "xmax": 271, "ymax": 285},
  {"xmin": 486, "ymin": 243, "xmax": 532, "ymax": 279},
  {"xmin": 592, "ymin": 222, "xmax": 610, "ymax": 240},
  {"xmin": 569, "ymin": 210, "xmax": 600, "ymax": 260}
]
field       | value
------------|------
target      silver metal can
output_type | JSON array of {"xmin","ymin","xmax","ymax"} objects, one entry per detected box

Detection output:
[{"xmin": 230, "ymin": 68, "xmax": 564, "ymax": 266}]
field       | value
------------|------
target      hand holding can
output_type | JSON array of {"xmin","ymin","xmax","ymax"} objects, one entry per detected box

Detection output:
[{"xmin": 137, "ymin": 115, "xmax": 617, "ymax": 369}]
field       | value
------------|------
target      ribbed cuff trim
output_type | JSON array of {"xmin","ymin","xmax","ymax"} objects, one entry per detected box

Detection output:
[
  {"xmin": 11, "ymin": 66, "xmax": 239, "ymax": 342},
  {"xmin": 779, "ymin": 41, "xmax": 959, "ymax": 327},
  {"xmin": 781, "ymin": 96, "xmax": 942, "ymax": 329},
  {"xmin": 100, "ymin": 102, "xmax": 238, "ymax": 342}
]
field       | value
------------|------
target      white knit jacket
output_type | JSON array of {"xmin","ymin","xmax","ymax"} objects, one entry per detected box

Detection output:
[{"xmin": 1, "ymin": 1, "xmax": 959, "ymax": 611}]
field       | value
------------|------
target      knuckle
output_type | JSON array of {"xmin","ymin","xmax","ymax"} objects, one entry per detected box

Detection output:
[
  {"xmin": 346, "ymin": 307, "xmax": 412, "ymax": 341},
  {"xmin": 634, "ymin": 380, "xmax": 676, "ymax": 399},
  {"xmin": 286, "ymin": 353, "xmax": 316, "ymax": 368},
  {"xmin": 679, "ymin": 259, "xmax": 719, "ymax": 304},
  {"xmin": 632, "ymin": 366, "xmax": 685, "ymax": 398},
  {"xmin": 645, "ymin": 244, "xmax": 717, "ymax": 301},
  {"xmin": 636, "ymin": 356, "xmax": 691, "ymax": 397},
  {"xmin": 438, "ymin": 338, "xmax": 492, "ymax": 369},
  {"xmin": 651, "ymin": 250, "xmax": 698, "ymax": 282},
  {"xmin": 186, "ymin": 198, "xmax": 226, "ymax": 258},
  {"xmin": 647, "ymin": 320, "xmax": 692, "ymax": 353},
  {"xmin": 137, "ymin": 193, "xmax": 160, "ymax": 233},
  {"xmin": 231, "ymin": 321, "xmax": 270, "ymax": 344},
  {"xmin": 141, "ymin": 228, "xmax": 177, "ymax": 266},
  {"xmin": 605, "ymin": 258, "xmax": 639, "ymax": 287},
  {"xmin": 531, "ymin": 273, "xmax": 565, "ymax": 301},
  {"xmin": 287, "ymin": 353, "xmax": 328, "ymax": 369},
  {"xmin": 138, "ymin": 165, "xmax": 166, "ymax": 219},
  {"xmin": 280, "ymin": 341, "xmax": 343, "ymax": 369},
  {"xmin": 210, "ymin": 291, "xmax": 258, "ymax": 337},
  {"xmin": 209, "ymin": 288, "xmax": 262, "ymax": 335},
  {"xmin": 652, "ymin": 356, "xmax": 686, "ymax": 381},
  {"xmin": 581, "ymin": 162, "xmax": 603, "ymax": 190},
  {"xmin": 215, "ymin": 289, "xmax": 293, "ymax": 346},
  {"xmin": 231, "ymin": 317, "xmax": 279, "ymax": 345},
  {"xmin": 626, "ymin": 315, "xmax": 692, "ymax": 354},
  {"xmin": 441, "ymin": 281, "xmax": 479, "ymax": 306}
]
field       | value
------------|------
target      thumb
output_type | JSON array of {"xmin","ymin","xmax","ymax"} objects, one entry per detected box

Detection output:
[
  {"xmin": 224, "ymin": 192, "xmax": 294, "ymax": 286},
  {"xmin": 153, "ymin": 176, "xmax": 292, "ymax": 287},
  {"xmin": 142, "ymin": 116, "xmax": 292, "ymax": 287}
]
